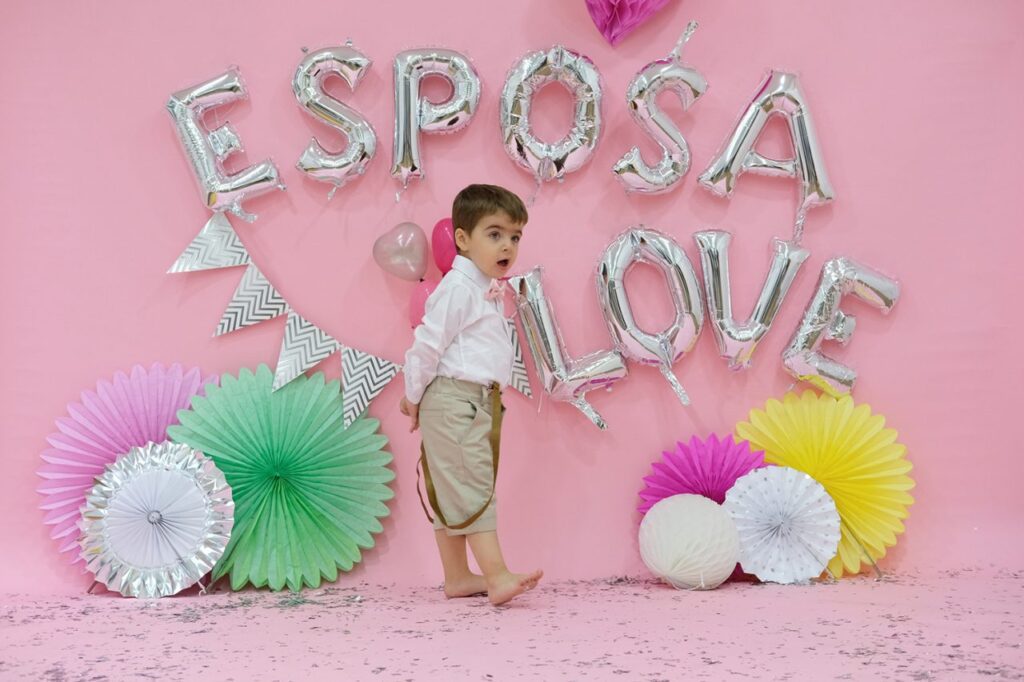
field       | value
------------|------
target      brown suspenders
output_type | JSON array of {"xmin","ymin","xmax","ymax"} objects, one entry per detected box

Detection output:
[{"xmin": 416, "ymin": 382, "xmax": 503, "ymax": 530}]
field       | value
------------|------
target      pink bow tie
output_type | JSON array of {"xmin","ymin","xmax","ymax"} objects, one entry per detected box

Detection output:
[{"xmin": 484, "ymin": 279, "xmax": 507, "ymax": 301}]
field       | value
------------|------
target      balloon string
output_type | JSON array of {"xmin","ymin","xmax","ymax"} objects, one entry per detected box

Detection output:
[
  {"xmin": 660, "ymin": 364, "xmax": 691, "ymax": 406},
  {"xmin": 792, "ymin": 210, "xmax": 807, "ymax": 245},
  {"xmin": 571, "ymin": 396, "xmax": 607, "ymax": 430},
  {"xmin": 527, "ymin": 179, "xmax": 542, "ymax": 207},
  {"xmin": 395, "ymin": 183, "xmax": 408, "ymax": 204},
  {"xmin": 669, "ymin": 20, "xmax": 699, "ymax": 61}
]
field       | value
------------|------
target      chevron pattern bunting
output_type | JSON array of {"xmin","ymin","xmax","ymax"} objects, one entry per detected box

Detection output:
[
  {"xmin": 273, "ymin": 309, "xmax": 342, "ymax": 390},
  {"xmin": 507, "ymin": 319, "xmax": 532, "ymax": 398},
  {"xmin": 168, "ymin": 213, "xmax": 251, "ymax": 274},
  {"xmin": 214, "ymin": 264, "xmax": 287, "ymax": 337},
  {"xmin": 340, "ymin": 346, "xmax": 402, "ymax": 428}
]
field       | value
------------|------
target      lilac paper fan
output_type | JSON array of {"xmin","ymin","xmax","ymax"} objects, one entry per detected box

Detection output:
[
  {"xmin": 638, "ymin": 434, "xmax": 766, "ymax": 514},
  {"xmin": 37, "ymin": 363, "xmax": 216, "ymax": 564}
]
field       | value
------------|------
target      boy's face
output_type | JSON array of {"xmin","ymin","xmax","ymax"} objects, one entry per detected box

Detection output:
[{"xmin": 454, "ymin": 210, "xmax": 523, "ymax": 280}]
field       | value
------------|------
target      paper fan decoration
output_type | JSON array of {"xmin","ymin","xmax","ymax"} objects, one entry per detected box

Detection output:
[
  {"xmin": 585, "ymin": 0, "xmax": 672, "ymax": 46},
  {"xmin": 168, "ymin": 365, "xmax": 395, "ymax": 591},
  {"xmin": 723, "ymin": 466, "xmax": 840, "ymax": 584},
  {"xmin": 79, "ymin": 441, "xmax": 234, "ymax": 598},
  {"xmin": 735, "ymin": 391, "xmax": 914, "ymax": 578},
  {"xmin": 37, "ymin": 363, "xmax": 216, "ymax": 564},
  {"xmin": 638, "ymin": 434, "xmax": 766, "ymax": 514}
]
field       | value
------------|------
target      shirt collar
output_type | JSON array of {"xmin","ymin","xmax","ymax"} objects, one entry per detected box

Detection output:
[{"xmin": 451, "ymin": 255, "xmax": 492, "ymax": 289}]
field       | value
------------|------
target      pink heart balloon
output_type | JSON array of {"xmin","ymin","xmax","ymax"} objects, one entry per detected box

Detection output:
[
  {"xmin": 373, "ymin": 221, "xmax": 428, "ymax": 282},
  {"xmin": 409, "ymin": 280, "xmax": 438, "ymax": 328},
  {"xmin": 585, "ymin": 0, "xmax": 672, "ymax": 46},
  {"xmin": 431, "ymin": 217, "xmax": 458, "ymax": 275}
]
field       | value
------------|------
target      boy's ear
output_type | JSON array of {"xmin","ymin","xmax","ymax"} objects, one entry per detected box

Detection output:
[{"xmin": 454, "ymin": 227, "xmax": 469, "ymax": 251}]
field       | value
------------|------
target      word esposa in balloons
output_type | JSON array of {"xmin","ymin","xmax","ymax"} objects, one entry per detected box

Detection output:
[
  {"xmin": 166, "ymin": 38, "xmax": 833, "ymax": 219},
  {"xmin": 166, "ymin": 39, "xmax": 899, "ymax": 429}
]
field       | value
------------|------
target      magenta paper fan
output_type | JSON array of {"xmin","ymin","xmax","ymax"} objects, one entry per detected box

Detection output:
[
  {"xmin": 638, "ymin": 434, "xmax": 767, "ymax": 514},
  {"xmin": 585, "ymin": 0, "xmax": 673, "ymax": 46},
  {"xmin": 37, "ymin": 363, "xmax": 216, "ymax": 564}
]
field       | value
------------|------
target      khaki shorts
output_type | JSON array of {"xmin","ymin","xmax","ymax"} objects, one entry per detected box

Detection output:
[{"xmin": 419, "ymin": 377, "xmax": 504, "ymax": 536}]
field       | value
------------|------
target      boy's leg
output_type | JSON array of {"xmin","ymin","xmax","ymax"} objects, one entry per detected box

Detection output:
[
  {"xmin": 435, "ymin": 530, "xmax": 487, "ymax": 598},
  {"xmin": 466, "ymin": 531, "xmax": 543, "ymax": 606}
]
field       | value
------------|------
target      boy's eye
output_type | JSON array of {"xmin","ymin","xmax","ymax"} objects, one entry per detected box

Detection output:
[{"xmin": 511, "ymin": 236, "xmax": 520, "ymax": 243}]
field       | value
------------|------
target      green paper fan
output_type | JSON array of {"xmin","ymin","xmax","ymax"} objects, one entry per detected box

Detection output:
[{"xmin": 168, "ymin": 365, "xmax": 394, "ymax": 591}]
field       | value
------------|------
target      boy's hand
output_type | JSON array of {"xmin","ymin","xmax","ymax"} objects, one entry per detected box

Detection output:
[{"xmin": 399, "ymin": 397, "xmax": 420, "ymax": 432}]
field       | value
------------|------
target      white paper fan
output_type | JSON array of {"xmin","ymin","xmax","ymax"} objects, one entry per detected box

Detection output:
[
  {"xmin": 723, "ymin": 466, "xmax": 840, "ymax": 584},
  {"xmin": 79, "ymin": 441, "xmax": 234, "ymax": 598}
]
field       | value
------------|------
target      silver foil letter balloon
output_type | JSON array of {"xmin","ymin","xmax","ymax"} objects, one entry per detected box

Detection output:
[
  {"xmin": 694, "ymin": 231, "xmax": 810, "ymax": 370},
  {"xmin": 500, "ymin": 45, "xmax": 603, "ymax": 185},
  {"xmin": 613, "ymin": 45, "xmax": 707, "ymax": 194},
  {"xmin": 166, "ymin": 68, "xmax": 284, "ymax": 221},
  {"xmin": 699, "ymin": 71, "xmax": 834, "ymax": 220},
  {"xmin": 782, "ymin": 257, "xmax": 900, "ymax": 396},
  {"xmin": 292, "ymin": 45, "xmax": 377, "ymax": 197},
  {"xmin": 391, "ymin": 49, "xmax": 481, "ymax": 189},
  {"xmin": 510, "ymin": 267, "xmax": 627, "ymax": 430},
  {"xmin": 596, "ymin": 228, "xmax": 704, "ymax": 406}
]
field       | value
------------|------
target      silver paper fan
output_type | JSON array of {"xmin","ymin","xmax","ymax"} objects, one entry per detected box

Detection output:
[
  {"xmin": 79, "ymin": 441, "xmax": 234, "ymax": 598},
  {"xmin": 723, "ymin": 466, "xmax": 840, "ymax": 584}
]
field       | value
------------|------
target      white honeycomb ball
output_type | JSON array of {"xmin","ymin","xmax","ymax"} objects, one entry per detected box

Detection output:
[{"xmin": 638, "ymin": 494, "xmax": 740, "ymax": 590}]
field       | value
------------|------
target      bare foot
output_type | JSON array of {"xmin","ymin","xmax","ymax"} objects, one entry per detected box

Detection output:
[
  {"xmin": 487, "ymin": 569, "xmax": 543, "ymax": 606},
  {"xmin": 444, "ymin": 574, "xmax": 488, "ymax": 598}
]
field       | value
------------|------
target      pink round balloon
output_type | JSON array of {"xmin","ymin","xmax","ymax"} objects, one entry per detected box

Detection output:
[
  {"xmin": 431, "ymin": 217, "xmax": 457, "ymax": 274},
  {"xmin": 409, "ymin": 280, "xmax": 438, "ymax": 328}
]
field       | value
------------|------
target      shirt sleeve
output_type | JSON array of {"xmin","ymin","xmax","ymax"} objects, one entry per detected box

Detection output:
[{"xmin": 403, "ymin": 283, "xmax": 474, "ymax": 404}]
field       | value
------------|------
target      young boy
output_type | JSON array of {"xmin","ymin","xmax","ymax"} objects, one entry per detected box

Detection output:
[{"xmin": 400, "ymin": 184, "xmax": 543, "ymax": 606}]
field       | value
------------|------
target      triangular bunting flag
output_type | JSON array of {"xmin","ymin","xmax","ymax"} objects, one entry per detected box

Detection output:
[
  {"xmin": 168, "ymin": 213, "xmax": 251, "ymax": 274},
  {"xmin": 507, "ymin": 319, "xmax": 532, "ymax": 398},
  {"xmin": 341, "ymin": 346, "xmax": 402, "ymax": 428},
  {"xmin": 215, "ymin": 264, "xmax": 287, "ymax": 336},
  {"xmin": 273, "ymin": 309, "xmax": 342, "ymax": 390}
]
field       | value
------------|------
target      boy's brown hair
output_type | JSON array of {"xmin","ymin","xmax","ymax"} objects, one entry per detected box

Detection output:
[{"xmin": 452, "ymin": 184, "xmax": 528, "ymax": 239}]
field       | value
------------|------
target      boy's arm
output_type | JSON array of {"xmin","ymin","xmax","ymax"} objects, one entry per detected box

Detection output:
[{"xmin": 404, "ymin": 284, "xmax": 472, "ymax": 404}]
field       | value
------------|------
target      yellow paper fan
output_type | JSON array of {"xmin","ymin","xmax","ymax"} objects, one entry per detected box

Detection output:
[{"xmin": 735, "ymin": 390, "xmax": 914, "ymax": 577}]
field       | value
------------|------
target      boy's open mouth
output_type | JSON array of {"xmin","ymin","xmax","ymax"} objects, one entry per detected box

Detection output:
[{"xmin": 497, "ymin": 258, "xmax": 510, "ymax": 267}]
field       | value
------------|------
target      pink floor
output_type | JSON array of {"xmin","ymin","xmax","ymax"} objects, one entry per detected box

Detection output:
[{"xmin": 1, "ymin": 570, "xmax": 1021, "ymax": 681}]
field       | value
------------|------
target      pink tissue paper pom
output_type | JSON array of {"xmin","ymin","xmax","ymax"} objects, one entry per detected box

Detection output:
[{"xmin": 585, "ymin": 0, "xmax": 674, "ymax": 46}]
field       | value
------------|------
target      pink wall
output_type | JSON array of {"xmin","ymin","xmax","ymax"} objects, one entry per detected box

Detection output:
[{"xmin": 3, "ymin": 1, "xmax": 1022, "ymax": 594}]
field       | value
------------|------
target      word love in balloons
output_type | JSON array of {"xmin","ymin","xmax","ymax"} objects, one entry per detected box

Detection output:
[
  {"xmin": 166, "ymin": 36, "xmax": 832, "ymax": 223},
  {"xmin": 511, "ymin": 227, "xmax": 899, "ymax": 430}
]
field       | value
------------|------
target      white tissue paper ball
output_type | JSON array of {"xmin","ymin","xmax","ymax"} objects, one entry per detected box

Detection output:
[{"xmin": 638, "ymin": 493, "xmax": 740, "ymax": 590}]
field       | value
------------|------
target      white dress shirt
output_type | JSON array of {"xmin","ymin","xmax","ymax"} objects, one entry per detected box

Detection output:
[{"xmin": 404, "ymin": 255, "xmax": 514, "ymax": 404}]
